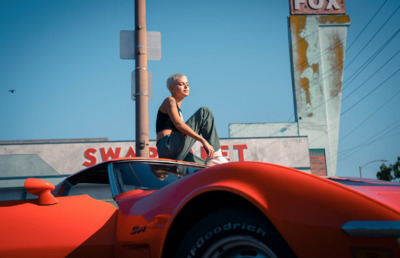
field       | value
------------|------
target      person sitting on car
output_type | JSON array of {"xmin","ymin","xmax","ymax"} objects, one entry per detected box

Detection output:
[{"xmin": 156, "ymin": 73, "xmax": 228, "ymax": 166}]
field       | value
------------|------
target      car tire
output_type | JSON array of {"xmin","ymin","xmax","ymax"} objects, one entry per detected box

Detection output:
[{"xmin": 175, "ymin": 206, "xmax": 294, "ymax": 258}]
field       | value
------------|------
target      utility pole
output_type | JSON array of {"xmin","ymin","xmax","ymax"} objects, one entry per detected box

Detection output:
[{"xmin": 134, "ymin": 0, "xmax": 149, "ymax": 157}]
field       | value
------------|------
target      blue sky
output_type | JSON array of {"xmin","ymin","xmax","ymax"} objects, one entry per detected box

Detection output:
[{"xmin": 1, "ymin": 0, "xmax": 399, "ymax": 179}]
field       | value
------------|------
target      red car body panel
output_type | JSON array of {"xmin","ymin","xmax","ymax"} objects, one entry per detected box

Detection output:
[
  {"xmin": 127, "ymin": 162, "xmax": 400, "ymax": 257},
  {"xmin": 1, "ymin": 195, "xmax": 117, "ymax": 257},
  {"xmin": 1, "ymin": 159, "xmax": 399, "ymax": 257}
]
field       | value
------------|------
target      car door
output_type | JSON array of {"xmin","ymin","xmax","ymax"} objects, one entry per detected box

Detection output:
[{"xmin": 0, "ymin": 164, "xmax": 118, "ymax": 257}]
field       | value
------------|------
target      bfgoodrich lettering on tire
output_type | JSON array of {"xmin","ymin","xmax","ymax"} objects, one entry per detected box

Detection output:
[{"xmin": 175, "ymin": 206, "xmax": 295, "ymax": 258}]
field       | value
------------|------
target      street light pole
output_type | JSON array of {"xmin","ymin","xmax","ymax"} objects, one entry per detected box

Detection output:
[
  {"xmin": 134, "ymin": 0, "xmax": 149, "ymax": 157},
  {"xmin": 359, "ymin": 159, "xmax": 388, "ymax": 178}
]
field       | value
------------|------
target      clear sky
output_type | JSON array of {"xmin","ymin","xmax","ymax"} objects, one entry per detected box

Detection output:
[{"xmin": 1, "ymin": 0, "xmax": 399, "ymax": 179}]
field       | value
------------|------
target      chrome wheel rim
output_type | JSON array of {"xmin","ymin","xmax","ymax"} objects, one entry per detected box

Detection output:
[{"xmin": 202, "ymin": 235, "xmax": 277, "ymax": 258}]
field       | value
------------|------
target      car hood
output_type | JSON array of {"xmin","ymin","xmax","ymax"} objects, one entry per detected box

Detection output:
[{"xmin": 329, "ymin": 177, "xmax": 400, "ymax": 214}]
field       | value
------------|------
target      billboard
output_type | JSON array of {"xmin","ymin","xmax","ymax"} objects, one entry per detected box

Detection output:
[
  {"xmin": 0, "ymin": 137, "xmax": 310, "ymax": 179},
  {"xmin": 290, "ymin": 0, "xmax": 346, "ymax": 15}
]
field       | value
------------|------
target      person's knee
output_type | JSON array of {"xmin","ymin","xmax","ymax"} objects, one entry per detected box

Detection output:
[{"xmin": 199, "ymin": 107, "xmax": 212, "ymax": 115}]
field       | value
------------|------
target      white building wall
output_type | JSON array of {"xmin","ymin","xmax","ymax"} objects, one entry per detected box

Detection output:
[
  {"xmin": 230, "ymin": 15, "xmax": 349, "ymax": 177},
  {"xmin": 0, "ymin": 137, "xmax": 310, "ymax": 187},
  {"xmin": 289, "ymin": 15, "xmax": 349, "ymax": 176}
]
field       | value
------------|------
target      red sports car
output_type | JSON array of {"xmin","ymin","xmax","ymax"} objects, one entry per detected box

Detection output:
[{"xmin": 1, "ymin": 158, "xmax": 400, "ymax": 257}]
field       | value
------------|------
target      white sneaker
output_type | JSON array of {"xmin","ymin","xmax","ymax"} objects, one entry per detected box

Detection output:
[
  {"xmin": 205, "ymin": 149, "xmax": 229, "ymax": 166},
  {"xmin": 206, "ymin": 156, "xmax": 229, "ymax": 166}
]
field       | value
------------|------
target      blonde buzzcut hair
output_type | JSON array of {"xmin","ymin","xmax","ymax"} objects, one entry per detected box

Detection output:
[{"xmin": 166, "ymin": 73, "xmax": 186, "ymax": 88}]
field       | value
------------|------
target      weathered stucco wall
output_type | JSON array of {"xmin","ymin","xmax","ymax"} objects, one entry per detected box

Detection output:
[
  {"xmin": 289, "ymin": 15, "xmax": 350, "ymax": 176},
  {"xmin": 0, "ymin": 137, "xmax": 310, "ymax": 187},
  {"xmin": 230, "ymin": 15, "xmax": 350, "ymax": 177}
]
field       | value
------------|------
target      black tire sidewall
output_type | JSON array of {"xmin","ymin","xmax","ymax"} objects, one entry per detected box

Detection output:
[{"xmin": 175, "ymin": 206, "xmax": 289, "ymax": 258}]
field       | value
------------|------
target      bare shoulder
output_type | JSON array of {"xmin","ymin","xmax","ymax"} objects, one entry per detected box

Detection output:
[
  {"xmin": 165, "ymin": 97, "xmax": 177, "ymax": 108},
  {"xmin": 160, "ymin": 97, "xmax": 176, "ymax": 113},
  {"xmin": 166, "ymin": 97, "xmax": 176, "ymax": 104}
]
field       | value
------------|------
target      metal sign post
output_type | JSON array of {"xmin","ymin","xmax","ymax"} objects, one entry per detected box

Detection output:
[
  {"xmin": 120, "ymin": 1, "xmax": 161, "ymax": 157},
  {"xmin": 134, "ymin": 0, "xmax": 149, "ymax": 157}
]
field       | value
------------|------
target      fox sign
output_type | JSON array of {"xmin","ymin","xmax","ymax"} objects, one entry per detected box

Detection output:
[{"xmin": 290, "ymin": 0, "xmax": 346, "ymax": 15}]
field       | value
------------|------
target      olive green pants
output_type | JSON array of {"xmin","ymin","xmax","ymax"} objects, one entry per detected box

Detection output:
[{"xmin": 157, "ymin": 107, "xmax": 221, "ymax": 164}]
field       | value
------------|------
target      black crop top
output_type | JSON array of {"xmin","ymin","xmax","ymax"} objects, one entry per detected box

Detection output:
[{"xmin": 156, "ymin": 105, "xmax": 183, "ymax": 133}]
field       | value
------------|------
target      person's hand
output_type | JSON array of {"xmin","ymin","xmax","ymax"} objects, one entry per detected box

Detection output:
[{"xmin": 202, "ymin": 140, "xmax": 215, "ymax": 158}]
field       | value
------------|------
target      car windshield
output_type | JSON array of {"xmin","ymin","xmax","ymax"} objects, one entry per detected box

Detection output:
[
  {"xmin": 53, "ymin": 161, "xmax": 205, "ymax": 200},
  {"xmin": 53, "ymin": 163, "xmax": 114, "ymax": 202},
  {"xmin": 112, "ymin": 161, "xmax": 204, "ymax": 195},
  {"xmin": 328, "ymin": 177, "xmax": 400, "ymax": 187}
]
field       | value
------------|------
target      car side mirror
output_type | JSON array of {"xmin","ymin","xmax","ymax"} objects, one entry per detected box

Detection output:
[{"xmin": 24, "ymin": 178, "xmax": 59, "ymax": 205}]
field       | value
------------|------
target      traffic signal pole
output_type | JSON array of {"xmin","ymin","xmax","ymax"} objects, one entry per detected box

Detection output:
[{"xmin": 134, "ymin": 0, "xmax": 149, "ymax": 157}]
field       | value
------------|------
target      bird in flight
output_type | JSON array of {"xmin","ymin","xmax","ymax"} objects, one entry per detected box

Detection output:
[{"xmin": 9, "ymin": 89, "xmax": 15, "ymax": 94}]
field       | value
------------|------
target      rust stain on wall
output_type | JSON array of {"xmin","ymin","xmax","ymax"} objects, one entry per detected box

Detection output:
[
  {"xmin": 291, "ymin": 16, "xmax": 311, "ymax": 104},
  {"xmin": 319, "ymin": 15, "xmax": 350, "ymax": 25},
  {"xmin": 330, "ymin": 36, "xmax": 344, "ymax": 97},
  {"xmin": 312, "ymin": 64, "xmax": 319, "ymax": 73}
]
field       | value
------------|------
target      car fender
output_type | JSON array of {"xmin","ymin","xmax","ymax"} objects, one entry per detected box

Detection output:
[{"xmin": 0, "ymin": 194, "xmax": 117, "ymax": 257}]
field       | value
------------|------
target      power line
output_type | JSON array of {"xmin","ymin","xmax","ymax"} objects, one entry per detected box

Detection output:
[
  {"xmin": 289, "ymin": 16, "xmax": 347, "ymax": 71},
  {"xmin": 341, "ymin": 68, "xmax": 400, "ymax": 116},
  {"xmin": 341, "ymin": 119, "xmax": 400, "ymax": 156},
  {"xmin": 290, "ymin": 28, "xmax": 399, "ymax": 120},
  {"xmin": 338, "ymin": 118, "xmax": 400, "ymax": 160},
  {"xmin": 340, "ymin": 87, "xmax": 400, "ymax": 141},
  {"xmin": 303, "ymin": 67, "xmax": 400, "ymax": 159},
  {"xmin": 346, "ymin": 0, "xmax": 389, "ymax": 52},
  {"xmin": 293, "ymin": 62, "xmax": 399, "ymax": 123},
  {"xmin": 281, "ymin": 1, "xmax": 399, "ymax": 149},
  {"xmin": 288, "ymin": 4, "xmax": 398, "ymax": 106},
  {"xmin": 342, "ymin": 48, "xmax": 400, "ymax": 102},
  {"xmin": 343, "ymin": 29, "xmax": 400, "ymax": 90},
  {"xmin": 345, "ymin": 5, "xmax": 400, "ymax": 70},
  {"xmin": 307, "ymin": 77, "xmax": 400, "ymax": 150}
]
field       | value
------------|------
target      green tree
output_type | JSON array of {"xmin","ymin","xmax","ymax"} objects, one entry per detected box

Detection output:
[
  {"xmin": 377, "ymin": 164, "xmax": 393, "ymax": 181},
  {"xmin": 376, "ymin": 156, "xmax": 400, "ymax": 181}
]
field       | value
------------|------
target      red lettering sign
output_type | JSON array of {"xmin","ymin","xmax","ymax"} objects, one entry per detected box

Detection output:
[
  {"xmin": 82, "ymin": 143, "xmax": 249, "ymax": 167},
  {"xmin": 201, "ymin": 147, "xmax": 208, "ymax": 160},
  {"xmin": 234, "ymin": 144, "xmax": 248, "ymax": 162},
  {"xmin": 149, "ymin": 147, "xmax": 158, "ymax": 158},
  {"xmin": 201, "ymin": 145, "xmax": 230, "ymax": 161},
  {"xmin": 221, "ymin": 145, "xmax": 230, "ymax": 161},
  {"xmin": 83, "ymin": 146, "xmax": 135, "ymax": 167},
  {"xmin": 83, "ymin": 148, "xmax": 97, "ymax": 167},
  {"xmin": 125, "ymin": 146, "xmax": 136, "ymax": 158},
  {"xmin": 290, "ymin": 0, "xmax": 345, "ymax": 15},
  {"xmin": 100, "ymin": 147, "xmax": 121, "ymax": 161}
]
